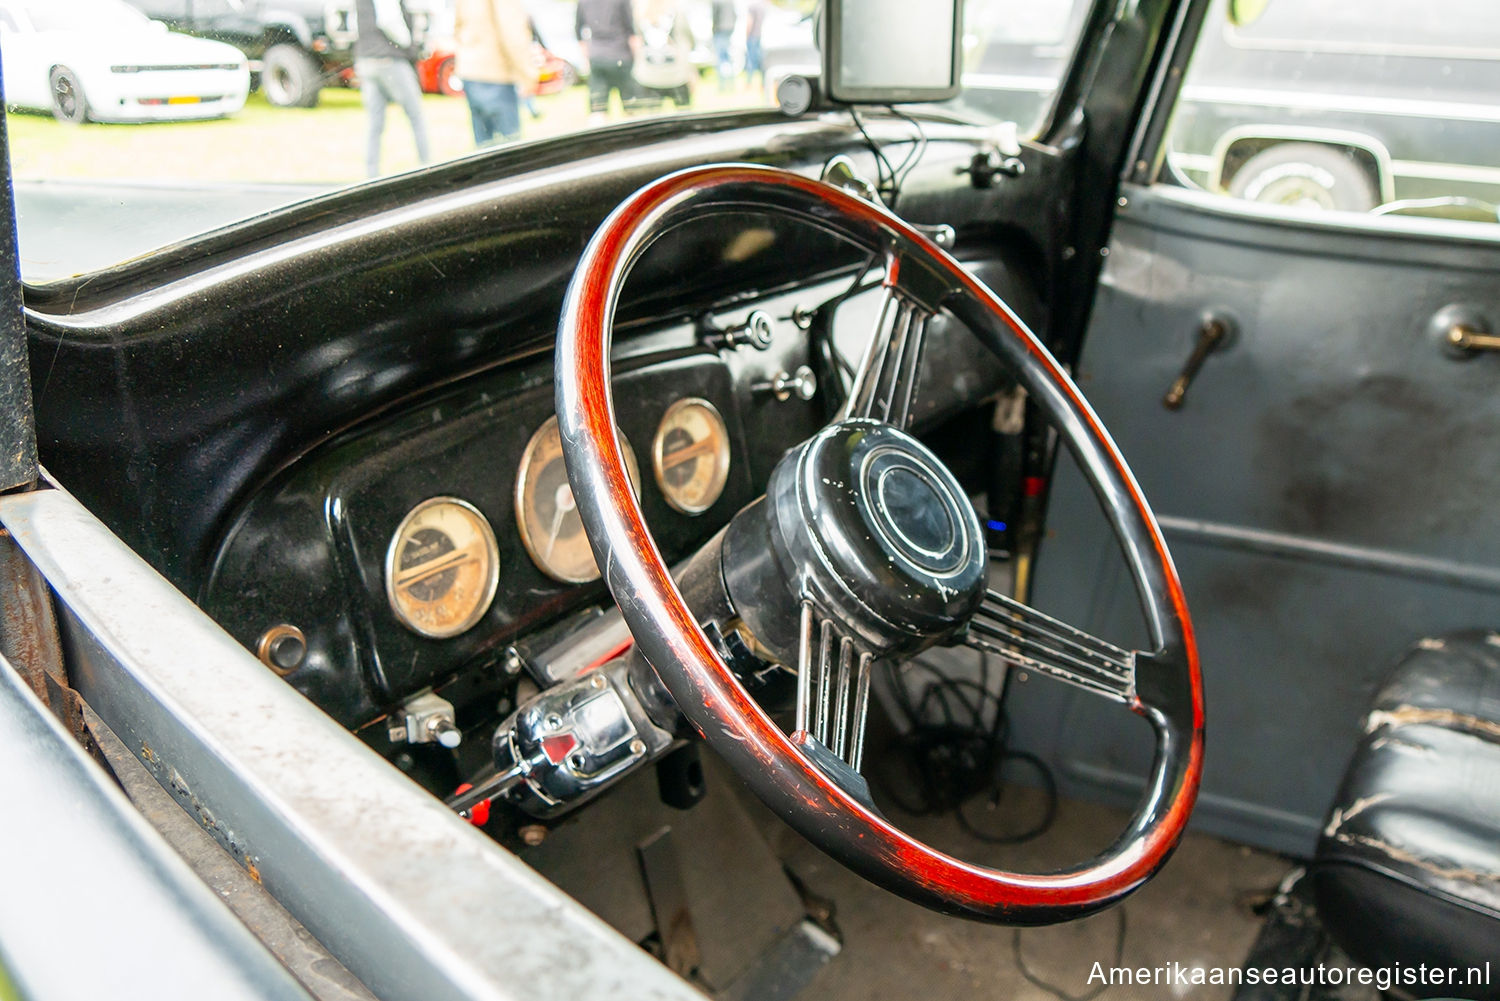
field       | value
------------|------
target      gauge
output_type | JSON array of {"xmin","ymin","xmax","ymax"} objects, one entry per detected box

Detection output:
[
  {"xmin": 385, "ymin": 497, "xmax": 500, "ymax": 639},
  {"xmin": 516, "ymin": 415, "xmax": 641, "ymax": 584},
  {"xmin": 653, "ymin": 398, "xmax": 731, "ymax": 515}
]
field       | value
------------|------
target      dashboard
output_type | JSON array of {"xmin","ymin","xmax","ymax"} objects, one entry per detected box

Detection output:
[{"xmin": 199, "ymin": 263, "xmax": 1014, "ymax": 749}]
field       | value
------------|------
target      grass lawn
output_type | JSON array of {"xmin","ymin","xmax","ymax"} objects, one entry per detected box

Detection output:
[{"xmin": 6, "ymin": 80, "xmax": 774, "ymax": 188}]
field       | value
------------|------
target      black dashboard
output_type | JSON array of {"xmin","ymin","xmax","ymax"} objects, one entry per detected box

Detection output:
[{"xmin": 198, "ymin": 265, "xmax": 1016, "ymax": 740}]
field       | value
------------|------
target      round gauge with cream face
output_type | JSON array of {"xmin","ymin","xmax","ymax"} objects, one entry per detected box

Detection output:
[
  {"xmin": 653, "ymin": 398, "xmax": 731, "ymax": 515},
  {"xmin": 385, "ymin": 497, "xmax": 500, "ymax": 639},
  {"xmin": 516, "ymin": 415, "xmax": 641, "ymax": 584}
]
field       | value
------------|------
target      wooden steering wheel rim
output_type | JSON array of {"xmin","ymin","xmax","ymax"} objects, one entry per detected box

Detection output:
[{"xmin": 556, "ymin": 163, "xmax": 1203, "ymax": 923}]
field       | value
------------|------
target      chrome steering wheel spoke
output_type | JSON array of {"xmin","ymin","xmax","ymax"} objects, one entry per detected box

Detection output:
[
  {"xmin": 795, "ymin": 598, "xmax": 877, "ymax": 772},
  {"xmin": 963, "ymin": 589, "xmax": 1136, "ymax": 703}
]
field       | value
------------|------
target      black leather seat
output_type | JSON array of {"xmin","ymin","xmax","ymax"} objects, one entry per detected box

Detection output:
[{"xmin": 1312, "ymin": 632, "xmax": 1500, "ymax": 1000}]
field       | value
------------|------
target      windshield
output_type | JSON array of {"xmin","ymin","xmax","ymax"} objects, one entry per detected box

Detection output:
[{"xmin": 4, "ymin": 0, "xmax": 1089, "ymax": 283}]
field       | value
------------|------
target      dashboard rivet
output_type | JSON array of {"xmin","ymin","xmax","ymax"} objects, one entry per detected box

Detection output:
[
  {"xmin": 590, "ymin": 673, "xmax": 607, "ymax": 690},
  {"xmin": 518, "ymin": 824, "xmax": 548, "ymax": 847},
  {"xmin": 629, "ymin": 739, "xmax": 647, "ymax": 756},
  {"xmin": 502, "ymin": 646, "xmax": 524, "ymax": 676}
]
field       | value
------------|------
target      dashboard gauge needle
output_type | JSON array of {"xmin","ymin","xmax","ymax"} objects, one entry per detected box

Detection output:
[
  {"xmin": 661, "ymin": 437, "xmax": 714, "ymax": 469},
  {"xmin": 542, "ymin": 481, "xmax": 576, "ymax": 563}
]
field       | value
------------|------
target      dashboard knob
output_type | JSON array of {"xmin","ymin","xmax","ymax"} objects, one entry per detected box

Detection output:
[{"xmin": 753, "ymin": 365, "xmax": 817, "ymax": 402}]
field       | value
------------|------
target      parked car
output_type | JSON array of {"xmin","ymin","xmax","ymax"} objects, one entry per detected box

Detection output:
[
  {"xmin": 116, "ymin": 0, "xmax": 433, "ymax": 107},
  {"xmin": 4, "ymin": 0, "xmax": 1500, "ymax": 998},
  {"xmin": 0, "ymin": 0, "xmax": 249, "ymax": 123}
]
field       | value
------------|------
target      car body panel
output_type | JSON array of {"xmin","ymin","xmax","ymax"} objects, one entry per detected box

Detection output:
[{"xmin": 0, "ymin": 0, "xmax": 249, "ymax": 121}]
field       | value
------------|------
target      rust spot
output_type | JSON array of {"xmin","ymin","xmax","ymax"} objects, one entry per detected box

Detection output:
[
  {"xmin": 140, "ymin": 742, "xmax": 156, "ymax": 763},
  {"xmin": 246, "ymin": 860, "xmax": 262, "ymax": 884}
]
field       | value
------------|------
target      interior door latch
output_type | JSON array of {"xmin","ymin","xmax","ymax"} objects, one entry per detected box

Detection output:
[{"xmin": 1162, "ymin": 316, "xmax": 1232, "ymax": 410}]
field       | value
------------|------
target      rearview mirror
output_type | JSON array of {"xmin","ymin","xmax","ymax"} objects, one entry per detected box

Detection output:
[{"xmin": 822, "ymin": 0, "xmax": 964, "ymax": 104}]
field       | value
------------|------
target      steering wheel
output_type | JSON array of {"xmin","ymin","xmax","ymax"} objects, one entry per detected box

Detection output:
[{"xmin": 556, "ymin": 164, "xmax": 1203, "ymax": 924}]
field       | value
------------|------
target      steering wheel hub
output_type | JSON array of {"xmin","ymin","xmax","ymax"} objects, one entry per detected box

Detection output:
[{"xmin": 724, "ymin": 420, "xmax": 985, "ymax": 664}]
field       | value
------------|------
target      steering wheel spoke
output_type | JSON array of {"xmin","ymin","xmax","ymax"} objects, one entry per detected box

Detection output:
[
  {"xmin": 841, "ymin": 281, "xmax": 936, "ymax": 429},
  {"xmin": 795, "ymin": 599, "xmax": 877, "ymax": 771},
  {"xmin": 963, "ymin": 589, "xmax": 1136, "ymax": 704}
]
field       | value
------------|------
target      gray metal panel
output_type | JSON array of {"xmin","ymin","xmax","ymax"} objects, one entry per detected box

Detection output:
[
  {"xmin": 0, "ymin": 652, "xmax": 312, "ymax": 1001},
  {"xmin": 1008, "ymin": 184, "xmax": 1500, "ymax": 857},
  {"xmin": 0, "ymin": 484, "xmax": 702, "ymax": 1001}
]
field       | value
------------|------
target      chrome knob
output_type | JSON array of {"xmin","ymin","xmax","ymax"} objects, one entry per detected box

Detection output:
[
  {"xmin": 753, "ymin": 365, "xmax": 817, "ymax": 402},
  {"xmin": 704, "ymin": 310, "xmax": 775, "ymax": 351}
]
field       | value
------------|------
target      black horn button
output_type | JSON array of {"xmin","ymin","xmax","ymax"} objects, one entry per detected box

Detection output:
[
  {"xmin": 866, "ymin": 452, "xmax": 961, "ymax": 573},
  {"xmin": 722, "ymin": 420, "xmax": 987, "ymax": 664}
]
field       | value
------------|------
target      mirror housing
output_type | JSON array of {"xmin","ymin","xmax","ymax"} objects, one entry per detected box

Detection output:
[{"xmin": 821, "ymin": 0, "xmax": 964, "ymax": 105}]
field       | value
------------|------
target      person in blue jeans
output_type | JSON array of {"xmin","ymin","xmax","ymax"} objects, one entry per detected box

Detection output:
[
  {"xmin": 743, "ymin": 0, "xmax": 766, "ymax": 89},
  {"xmin": 353, "ymin": 0, "xmax": 430, "ymax": 177},
  {"xmin": 455, "ymin": 0, "xmax": 538, "ymax": 145},
  {"xmin": 710, "ymin": 0, "xmax": 736, "ymax": 91}
]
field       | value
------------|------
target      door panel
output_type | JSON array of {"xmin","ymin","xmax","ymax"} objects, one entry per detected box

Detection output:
[{"xmin": 1007, "ymin": 186, "xmax": 1500, "ymax": 856}]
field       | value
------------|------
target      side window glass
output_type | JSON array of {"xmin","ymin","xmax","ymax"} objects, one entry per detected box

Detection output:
[{"xmin": 1162, "ymin": 0, "xmax": 1500, "ymax": 226}]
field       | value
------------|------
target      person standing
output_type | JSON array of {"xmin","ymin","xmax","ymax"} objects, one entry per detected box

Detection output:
[
  {"xmin": 354, "ymin": 0, "xmax": 431, "ymax": 178},
  {"xmin": 710, "ymin": 0, "xmax": 736, "ymax": 91},
  {"xmin": 453, "ymin": 0, "xmax": 538, "ymax": 145},
  {"xmin": 576, "ymin": 0, "xmax": 639, "ymax": 122},
  {"xmin": 633, "ymin": 0, "xmax": 694, "ymax": 110},
  {"xmin": 743, "ymin": 0, "xmax": 767, "ymax": 89}
]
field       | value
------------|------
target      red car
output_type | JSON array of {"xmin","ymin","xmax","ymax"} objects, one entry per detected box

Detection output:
[{"xmin": 417, "ymin": 41, "xmax": 577, "ymax": 96}]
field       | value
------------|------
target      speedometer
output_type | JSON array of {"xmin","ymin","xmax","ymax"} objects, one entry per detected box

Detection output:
[
  {"xmin": 385, "ymin": 497, "xmax": 500, "ymax": 638},
  {"xmin": 652, "ymin": 398, "xmax": 731, "ymax": 515},
  {"xmin": 515, "ymin": 415, "xmax": 640, "ymax": 584}
]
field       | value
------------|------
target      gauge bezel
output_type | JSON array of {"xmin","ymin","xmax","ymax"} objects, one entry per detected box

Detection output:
[
  {"xmin": 652, "ymin": 397, "xmax": 732, "ymax": 516},
  {"xmin": 384, "ymin": 496, "xmax": 501, "ymax": 639},
  {"xmin": 516, "ymin": 415, "xmax": 640, "ymax": 584}
]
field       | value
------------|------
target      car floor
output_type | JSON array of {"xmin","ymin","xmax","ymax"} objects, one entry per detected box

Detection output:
[{"xmin": 772, "ymin": 781, "xmax": 1290, "ymax": 1001}]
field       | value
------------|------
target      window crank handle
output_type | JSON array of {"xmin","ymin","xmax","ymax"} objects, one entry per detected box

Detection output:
[{"xmin": 1163, "ymin": 317, "xmax": 1231, "ymax": 410}]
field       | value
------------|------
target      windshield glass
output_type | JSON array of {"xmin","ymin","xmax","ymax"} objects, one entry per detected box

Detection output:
[{"xmin": 4, "ymin": 0, "xmax": 1089, "ymax": 284}]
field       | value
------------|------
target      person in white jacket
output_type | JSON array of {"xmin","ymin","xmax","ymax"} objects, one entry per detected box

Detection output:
[{"xmin": 353, "ymin": 0, "xmax": 431, "ymax": 177}]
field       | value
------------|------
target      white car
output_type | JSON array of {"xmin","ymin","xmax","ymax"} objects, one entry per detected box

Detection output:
[{"xmin": 0, "ymin": 0, "xmax": 249, "ymax": 123}]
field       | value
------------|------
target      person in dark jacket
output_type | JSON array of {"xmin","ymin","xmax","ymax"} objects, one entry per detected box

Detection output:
[
  {"xmin": 576, "ymin": 0, "xmax": 640, "ymax": 121},
  {"xmin": 353, "ymin": 0, "xmax": 431, "ymax": 178}
]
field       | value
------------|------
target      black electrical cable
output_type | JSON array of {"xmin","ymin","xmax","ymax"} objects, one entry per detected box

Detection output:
[
  {"xmin": 810, "ymin": 249, "xmax": 881, "ymax": 407},
  {"xmin": 846, "ymin": 104, "xmax": 899, "ymax": 205},
  {"xmin": 887, "ymin": 105, "xmax": 929, "ymax": 207},
  {"xmin": 1013, "ymin": 906, "xmax": 1128, "ymax": 1001},
  {"xmin": 872, "ymin": 653, "xmax": 1059, "ymax": 844}
]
